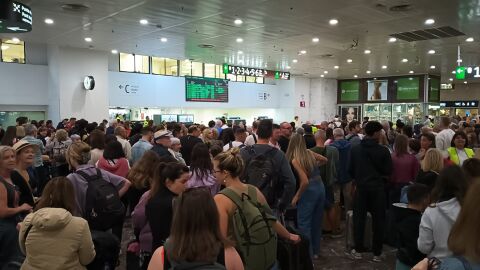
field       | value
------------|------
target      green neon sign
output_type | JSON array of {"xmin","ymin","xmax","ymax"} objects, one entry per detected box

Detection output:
[
  {"xmin": 223, "ymin": 63, "xmax": 229, "ymax": 75},
  {"xmin": 456, "ymin": 66, "xmax": 466, "ymax": 80}
]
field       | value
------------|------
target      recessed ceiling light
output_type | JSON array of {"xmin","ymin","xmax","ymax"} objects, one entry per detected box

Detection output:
[
  {"xmin": 237, "ymin": 50, "xmax": 243, "ymax": 54},
  {"xmin": 452, "ymin": 70, "xmax": 456, "ymax": 74},
  {"xmin": 457, "ymin": 59, "xmax": 463, "ymax": 63},
  {"xmin": 364, "ymin": 49, "xmax": 371, "ymax": 54},
  {"xmin": 353, "ymin": 75, "xmax": 358, "ymax": 78},
  {"xmin": 286, "ymin": 66, "xmax": 291, "ymax": 69},
  {"xmin": 409, "ymin": 70, "xmax": 414, "ymax": 74},
  {"xmin": 160, "ymin": 37, "xmax": 168, "ymax": 42},
  {"xmin": 382, "ymin": 65, "xmax": 388, "ymax": 69},
  {"xmin": 234, "ymin": 19, "xmax": 243, "ymax": 25},
  {"xmin": 320, "ymin": 74, "xmax": 325, "ymax": 78},
  {"xmin": 139, "ymin": 19, "xmax": 148, "ymax": 25},
  {"xmin": 402, "ymin": 58, "xmax": 408, "ymax": 63},
  {"xmin": 300, "ymin": 50, "xmax": 307, "ymax": 54},
  {"xmin": 389, "ymin": 37, "xmax": 397, "ymax": 43},
  {"xmin": 366, "ymin": 70, "xmax": 371, "ymax": 74},
  {"xmin": 84, "ymin": 37, "xmax": 92, "ymax": 42},
  {"xmin": 292, "ymin": 59, "xmax": 298, "ymax": 63},
  {"xmin": 11, "ymin": 37, "xmax": 20, "ymax": 43},
  {"xmin": 428, "ymin": 50, "xmax": 436, "ymax": 54},
  {"xmin": 312, "ymin": 37, "xmax": 319, "ymax": 43},
  {"xmin": 329, "ymin": 19, "xmax": 338, "ymax": 25},
  {"xmin": 449, "ymin": 78, "xmax": 453, "ymax": 81},
  {"xmin": 464, "ymin": 81, "xmax": 468, "ymax": 84},
  {"xmin": 0, "ymin": 45, "xmax": 9, "ymax": 51},
  {"xmin": 44, "ymin": 18, "xmax": 54, "ymax": 24},
  {"xmin": 425, "ymin": 18, "xmax": 435, "ymax": 25},
  {"xmin": 347, "ymin": 59, "xmax": 353, "ymax": 63},
  {"xmin": 334, "ymin": 65, "xmax": 339, "ymax": 69},
  {"xmin": 324, "ymin": 71, "xmax": 328, "ymax": 74},
  {"xmin": 430, "ymin": 65, "xmax": 436, "ymax": 69},
  {"xmin": 236, "ymin": 38, "xmax": 243, "ymax": 43},
  {"xmin": 466, "ymin": 37, "xmax": 474, "ymax": 42},
  {"xmin": 111, "ymin": 49, "xmax": 118, "ymax": 54}
]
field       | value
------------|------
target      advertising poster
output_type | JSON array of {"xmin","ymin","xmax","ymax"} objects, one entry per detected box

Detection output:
[
  {"xmin": 341, "ymin": 106, "xmax": 360, "ymax": 123},
  {"xmin": 397, "ymin": 77, "xmax": 420, "ymax": 100},
  {"xmin": 340, "ymin": 81, "xmax": 360, "ymax": 102},
  {"xmin": 367, "ymin": 80, "xmax": 388, "ymax": 101},
  {"xmin": 429, "ymin": 77, "xmax": 440, "ymax": 102}
]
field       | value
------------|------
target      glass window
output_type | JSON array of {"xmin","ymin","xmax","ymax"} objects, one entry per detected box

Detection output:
[
  {"xmin": 119, "ymin": 53, "xmax": 135, "ymax": 72},
  {"xmin": 152, "ymin": 57, "xmax": 166, "ymax": 75},
  {"xmin": 204, "ymin": 63, "xmax": 216, "ymax": 78},
  {"xmin": 227, "ymin": 74, "xmax": 237, "ymax": 81},
  {"xmin": 237, "ymin": 75, "xmax": 246, "ymax": 82},
  {"xmin": 246, "ymin": 76, "xmax": 256, "ymax": 83},
  {"xmin": 216, "ymin": 65, "xmax": 225, "ymax": 79},
  {"xmin": 1, "ymin": 39, "xmax": 25, "ymax": 63},
  {"xmin": 192, "ymin": 62, "xmax": 203, "ymax": 77},
  {"xmin": 165, "ymin": 58, "xmax": 178, "ymax": 76},
  {"xmin": 180, "ymin": 60, "xmax": 192, "ymax": 76},
  {"xmin": 256, "ymin": 77, "xmax": 264, "ymax": 84},
  {"xmin": 135, "ymin": 54, "xmax": 149, "ymax": 73},
  {"xmin": 0, "ymin": 111, "xmax": 45, "ymax": 127}
]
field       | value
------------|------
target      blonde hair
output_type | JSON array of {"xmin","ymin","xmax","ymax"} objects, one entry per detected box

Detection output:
[
  {"xmin": 55, "ymin": 129, "xmax": 68, "ymax": 142},
  {"xmin": 0, "ymin": 146, "xmax": 15, "ymax": 163},
  {"xmin": 448, "ymin": 181, "xmax": 480, "ymax": 263},
  {"xmin": 202, "ymin": 128, "xmax": 213, "ymax": 143},
  {"xmin": 66, "ymin": 141, "xmax": 91, "ymax": 168},
  {"xmin": 286, "ymin": 133, "xmax": 316, "ymax": 176},
  {"xmin": 213, "ymin": 147, "xmax": 244, "ymax": 178},
  {"xmin": 16, "ymin": 126, "xmax": 25, "ymax": 138},
  {"xmin": 422, "ymin": 148, "xmax": 444, "ymax": 173}
]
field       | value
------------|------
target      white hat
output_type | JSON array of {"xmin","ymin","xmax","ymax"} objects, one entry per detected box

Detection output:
[{"xmin": 154, "ymin": 130, "xmax": 173, "ymax": 141}]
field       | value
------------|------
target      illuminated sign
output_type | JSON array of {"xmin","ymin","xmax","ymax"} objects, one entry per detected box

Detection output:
[
  {"xmin": 185, "ymin": 77, "xmax": 228, "ymax": 103},
  {"xmin": 440, "ymin": 83, "xmax": 454, "ymax": 90},
  {"xmin": 0, "ymin": 1, "xmax": 32, "ymax": 33},
  {"xmin": 440, "ymin": 101, "xmax": 478, "ymax": 108},
  {"xmin": 223, "ymin": 64, "xmax": 290, "ymax": 80},
  {"xmin": 456, "ymin": 66, "xmax": 466, "ymax": 80}
]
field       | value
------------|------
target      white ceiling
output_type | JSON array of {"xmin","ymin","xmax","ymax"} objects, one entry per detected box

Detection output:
[{"xmin": 3, "ymin": 0, "xmax": 480, "ymax": 82}]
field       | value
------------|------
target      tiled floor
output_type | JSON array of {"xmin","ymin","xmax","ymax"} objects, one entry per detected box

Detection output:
[{"xmin": 119, "ymin": 219, "xmax": 397, "ymax": 270}]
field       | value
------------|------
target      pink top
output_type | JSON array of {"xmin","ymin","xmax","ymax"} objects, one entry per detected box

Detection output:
[
  {"xmin": 390, "ymin": 153, "xmax": 420, "ymax": 184},
  {"xmin": 96, "ymin": 157, "xmax": 130, "ymax": 178}
]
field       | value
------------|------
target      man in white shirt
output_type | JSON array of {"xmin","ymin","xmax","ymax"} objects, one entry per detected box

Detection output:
[
  {"xmin": 245, "ymin": 120, "xmax": 259, "ymax": 146},
  {"xmin": 115, "ymin": 126, "xmax": 132, "ymax": 161},
  {"xmin": 223, "ymin": 128, "xmax": 247, "ymax": 151},
  {"xmin": 435, "ymin": 116, "xmax": 455, "ymax": 157}
]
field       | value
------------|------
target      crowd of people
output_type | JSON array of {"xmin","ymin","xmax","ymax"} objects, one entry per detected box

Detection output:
[{"xmin": 0, "ymin": 114, "xmax": 479, "ymax": 270}]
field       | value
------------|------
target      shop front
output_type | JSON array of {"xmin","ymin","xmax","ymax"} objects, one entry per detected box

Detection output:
[{"xmin": 439, "ymin": 100, "xmax": 479, "ymax": 118}]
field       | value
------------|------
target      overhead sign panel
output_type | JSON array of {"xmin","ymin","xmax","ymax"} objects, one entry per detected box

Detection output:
[
  {"xmin": 185, "ymin": 77, "xmax": 228, "ymax": 103},
  {"xmin": 223, "ymin": 64, "xmax": 290, "ymax": 80},
  {"xmin": 0, "ymin": 1, "xmax": 32, "ymax": 33}
]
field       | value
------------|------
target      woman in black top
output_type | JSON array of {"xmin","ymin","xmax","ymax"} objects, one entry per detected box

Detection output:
[
  {"xmin": 146, "ymin": 162, "xmax": 189, "ymax": 251},
  {"xmin": 11, "ymin": 141, "xmax": 37, "ymax": 205},
  {"xmin": 0, "ymin": 146, "xmax": 32, "ymax": 268}
]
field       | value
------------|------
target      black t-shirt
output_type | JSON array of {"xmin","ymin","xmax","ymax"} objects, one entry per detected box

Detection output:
[
  {"xmin": 146, "ymin": 188, "xmax": 176, "ymax": 251},
  {"xmin": 11, "ymin": 170, "xmax": 35, "ymax": 206},
  {"xmin": 303, "ymin": 134, "xmax": 316, "ymax": 149},
  {"xmin": 278, "ymin": 136, "xmax": 289, "ymax": 153},
  {"xmin": 180, "ymin": 135, "xmax": 203, "ymax": 166}
]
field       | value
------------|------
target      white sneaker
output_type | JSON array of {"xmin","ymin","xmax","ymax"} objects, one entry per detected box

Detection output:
[{"xmin": 345, "ymin": 249, "xmax": 362, "ymax": 260}]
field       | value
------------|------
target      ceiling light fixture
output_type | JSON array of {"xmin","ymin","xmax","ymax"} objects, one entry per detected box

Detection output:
[
  {"xmin": 0, "ymin": 45, "xmax": 9, "ymax": 50},
  {"xmin": 449, "ymin": 78, "xmax": 453, "ymax": 81},
  {"xmin": 11, "ymin": 37, "xmax": 20, "ymax": 43},
  {"xmin": 111, "ymin": 49, "xmax": 118, "ymax": 54},
  {"xmin": 286, "ymin": 66, "xmax": 291, "ymax": 69},
  {"xmin": 334, "ymin": 65, "xmax": 339, "ymax": 69},
  {"xmin": 428, "ymin": 50, "xmax": 436, "ymax": 54},
  {"xmin": 466, "ymin": 37, "xmax": 474, "ymax": 42},
  {"xmin": 84, "ymin": 37, "xmax": 92, "ymax": 42},
  {"xmin": 366, "ymin": 70, "xmax": 371, "ymax": 74},
  {"xmin": 425, "ymin": 18, "xmax": 435, "ymax": 25},
  {"xmin": 382, "ymin": 65, "xmax": 387, "ymax": 69},
  {"xmin": 160, "ymin": 37, "xmax": 168, "ymax": 42},
  {"xmin": 312, "ymin": 37, "xmax": 319, "ymax": 43},
  {"xmin": 321, "ymin": 74, "xmax": 325, "ymax": 78},
  {"xmin": 464, "ymin": 81, "xmax": 468, "ymax": 84},
  {"xmin": 292, "ymin": 59, "xmax": 298, "ymax": 63},
  {"xmin": 347, "ymin": 59, "xmax": 353, "ymax": 63},
  {"xmin": 237, "ymin": 50, "xmax": 243, "ymax": 54},
  {"xmin": 430, "ymin": 65, "xmax": 436, "ymax": 69},
  {"xmin": 389, "ymin": 37, "xmax": 397, "ymax": 43},
  {"xmin": 329, "ymin": 19, "xmax": 338, "ymax": 25},
  {"xmin": 300, "ymin": 50, "xmax": 307, "ymax": 54},
  {"xmin": 44, "ymin": 18, "xmax": 54, "ymax": 24},
  {"xmin": 353, "ymin": 75, "xmax": 358, "ymax": 78},
  {"xmin": 236, "ymin": 38, "xmax": 243, "ymax": 43},
  {"xmin": 409, "ymin": 70, "xmax": 414, "ymax": 74},
  {"xmin": 402, "ymin": 58, "xmax": 408, "ymax": 63},
  {"xmin": 364, "ymin": 49, "xmax": 371, "ymax": 54},
  {"xmin": 139, "ymin": 19, "xmax": 148, "ymax": 25},
  {"xmin": 324, "ymin": 71, "xmax": 328, "ymax": 74},
  {"xmin": 452, "ymin": 70, "xmax": 456, "ymax": 74},
  {"xmin": 234, "ymin": 19, "xmax": 243, "ymax": 25}
]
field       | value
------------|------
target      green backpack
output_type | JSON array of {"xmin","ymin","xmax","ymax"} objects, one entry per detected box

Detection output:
[{"xmin": 220, "ymin": 185, "xmax": 277, "ymax": 270}]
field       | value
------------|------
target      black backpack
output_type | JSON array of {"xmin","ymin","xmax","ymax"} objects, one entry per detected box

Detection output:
[
  {"xmin": 75, "ymin": 169, "xmax": 125, "ymax": 231},
  {"xmin": 242, "ymin": 146, "xmax": 279, "ymax": 207}
]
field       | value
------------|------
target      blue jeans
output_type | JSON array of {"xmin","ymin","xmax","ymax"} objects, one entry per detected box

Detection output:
[{"xmin": 297, "ymin": 180, "xmax": 325, "ymax": 256}]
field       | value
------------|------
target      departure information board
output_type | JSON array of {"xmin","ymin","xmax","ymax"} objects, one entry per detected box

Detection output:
[
  {"xmin": 223, "ymin": 64, "xmax": 290, "ymax": 80},
  {"xmin": 185, "ymin": 77, "xmax": 228, "ymax": 102}
]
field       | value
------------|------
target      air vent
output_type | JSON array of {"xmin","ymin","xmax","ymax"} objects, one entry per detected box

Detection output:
[
  {"xmin": 61, "ymin": 3, "xmax": 90, "ymax": 12},
  {"xmin": 198, "ymin": 44, "xmax": 215, "ymax": 49},
  {"xmin": 390, "ymin": 26, "xmax": 465, "ymax": 42},
  {"xmin": 319, "ymin": 54, "xmax": 334, "ymax": 58},
  {"xmin": 389, "ymin": 4, "xmax": 412, "ymax": 12}
]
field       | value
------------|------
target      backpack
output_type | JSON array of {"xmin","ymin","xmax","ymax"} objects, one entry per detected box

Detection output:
[
  {"xmin": 75, "ymin": 169, "xmax": 125, "ymax": 231},
  {"xmin": 242, "ymin": 146, "xmax": 279, "ymax": 207},
  {"xmin": 220, "ymin": 185, "xmax": 277, "ymax": 270},
  {"xmin": 52, "ymin": 141, "xmax": 68, "ymax": 163},
  {"xmin": 87, "ymin": 230, "xmax": 120, "ymax": 270}
]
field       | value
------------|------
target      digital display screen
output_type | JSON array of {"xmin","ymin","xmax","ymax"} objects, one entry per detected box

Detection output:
[
  {"xmin": 396, "ymin": 77, "xmax": 420, "ymax": 100},
  {"xmin": 367, "ymin": 80, "xmax": 388, "ymax": 101},
  {"xmin": 186, "ymin": 77, "xmax": 228, "ymax": 102},
  {"xmin": 0, "ymin": 1, "xmax": 32, "ymax": 33},
  {"xmin": 340, "ymin": 81, "xmax": 360, "ymax": 102},
  {"xmin": 178, "ymin": 114, "xmax": 194, "ymax": 123},
  {"xmin": 161, "ymin": 114, "xmax": 178, "ymax": 122},
  {"xmin": 223, "ymin": 64, "xmax": 290, "ymax": 80}
]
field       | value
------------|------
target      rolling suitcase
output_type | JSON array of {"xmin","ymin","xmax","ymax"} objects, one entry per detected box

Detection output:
[
  {"xmin": 345, "ymin": 210, "xmax": 372, "ymax": 251},
  {"xmin": 277, "ymin": 225, "xmax": 313, "ymax": 270}
]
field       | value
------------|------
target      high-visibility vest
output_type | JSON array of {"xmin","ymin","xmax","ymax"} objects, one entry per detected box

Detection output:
[{"xmin": 447, "ymin": 147, "xmax": 475, "ymax": 165}]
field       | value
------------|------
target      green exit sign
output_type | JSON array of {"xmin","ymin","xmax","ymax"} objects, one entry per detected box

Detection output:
[{"xmin": 456, "ymin": 66, "xmax": 466, "ymax": 80}]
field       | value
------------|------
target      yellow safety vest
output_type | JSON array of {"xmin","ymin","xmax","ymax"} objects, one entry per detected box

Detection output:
[{"xmin": 447, "ymin": 147, "xmax": 475, "ymax": 165}]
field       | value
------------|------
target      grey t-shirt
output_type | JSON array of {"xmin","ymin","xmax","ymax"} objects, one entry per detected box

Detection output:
[{"xmin": 240, "ymin": 144, "xmax": 296, "ymax": 211}]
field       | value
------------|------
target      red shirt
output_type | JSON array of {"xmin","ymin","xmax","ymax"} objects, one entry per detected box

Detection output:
[{"xmin": 391, "ymin": 153, "xmax": 420, "ymax": 184}]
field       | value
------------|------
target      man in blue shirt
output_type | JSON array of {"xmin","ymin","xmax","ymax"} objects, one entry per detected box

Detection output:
[{"xmin": 130, "ymin": 127, "xmax": 153, "ymax": 165}]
